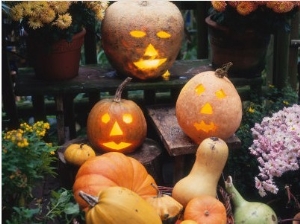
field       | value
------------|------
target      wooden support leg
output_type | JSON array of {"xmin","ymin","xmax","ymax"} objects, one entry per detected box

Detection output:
[
  {"xmin": 55, "ymin": 93, "xmax": 65, "ymax": 145},
  {"xmin": 32, "ymin": 95, "xmax": 47, "ymax": 122},
  {"xmin": 64, "ymin": 94, "xmax": 76, "ymax": 140},
  {"xmin": 173, "ymin": 155, "xmax": 186, "ymax": 184},
  {"xmin": 144, "ymin": 90, "xmax": 156, "ymax": 104}
]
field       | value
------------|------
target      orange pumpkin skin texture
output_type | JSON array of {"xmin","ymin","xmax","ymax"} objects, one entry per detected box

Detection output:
[
  {"xmin": 73, "ymin": 152, "xmax": 157, "ymax": 210},
  {"xmin": 87, "ymin": 78, "xmax": 147, "ymax": 154},
  {"xmin": 176, "ymin": 66, "xmax": 242, "ymax": 144},
  {"xmin": 184, "ymin": 195, "xmax": 227, "ymax": 224},
  {"xmin": 101, "ymin": 0, "xmax": 184, "ymax": 80}
]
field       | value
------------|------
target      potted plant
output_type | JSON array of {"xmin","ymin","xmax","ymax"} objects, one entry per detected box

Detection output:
[
  {"xmin": 206, "ymin": 1, "xmax": 299, "ymax": 78},
  {"xmin": 3, "ymin": 1, "xmax": 108, "ymax": 80}
]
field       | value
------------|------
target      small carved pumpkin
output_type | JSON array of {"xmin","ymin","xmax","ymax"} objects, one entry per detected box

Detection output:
[
  {"xmin": 87, "ymin": 77, "xmax": 147, "ymax": 153},
  {"xmin": 184, "ymin": 195, "xmax": 227, "ymax": 224},
  {"xmin": 176, "ymin": 63, "xmax": 242, "ymax": 144},
  {"xmin": 145, "ymin": 183, "xmax": 183, "ymax": 223},
  {"xmin": 64, "ymin": 143, "xmax": 96, "ymax": 166},
  {"xmin": 79, "ymin": 187, "xmax": 162, "ymax": 224},
  {"xmin": 73, "ymin": 152, "xmax": 157, "ymax": 210},
  {"xmin": 101, "ymin": 0, "xmax": 184, "ymax": 80}
]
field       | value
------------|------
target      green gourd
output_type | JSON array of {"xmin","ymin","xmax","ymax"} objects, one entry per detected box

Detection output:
[
  {"xmin": 225, "ymin": 176, "xmax": 278, "ymax": 224},
  {"xmin": 172, "ymin": 137, "xmax": 229, "ymax": 207}
]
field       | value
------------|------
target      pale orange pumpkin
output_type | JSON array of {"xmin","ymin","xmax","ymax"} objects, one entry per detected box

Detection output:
[
  {"xmin": 176, "ymin": 63, "xmax": 242, "ymax": 144},
  {"xmin": 64, "ymin": 143, "xmax": 96, "ymax": 166},
  {"xmin": 184, "ymin": 195, "xmax": 227, "ymax": 224},
  {"xmin": 101, "ymin": 0, "xmax": 184, "ymax": 80},
  {"xmin": 87, "ymin": 77, "xmax": 147, "ymax": 154},
  {"xmin": 73, "ymin": 152, "xmax": 157, "ymax": 211}
]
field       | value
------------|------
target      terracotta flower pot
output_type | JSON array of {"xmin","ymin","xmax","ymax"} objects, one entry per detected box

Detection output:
[
  {"xmin": 27, "ymin": 29, "xmax": 86, "ymax": 81},
  {"xmin": 206, "ymin": 15, "xmax": 271, "ymax": 78}
]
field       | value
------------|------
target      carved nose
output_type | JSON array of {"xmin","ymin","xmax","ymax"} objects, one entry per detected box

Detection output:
[
  {"xmin": 109, "ymin": 122, "xmax": 123, "ymax": 136},
  {"xmin": 143, "ymin": 44, "xmax": 158, "ymax": 59}
]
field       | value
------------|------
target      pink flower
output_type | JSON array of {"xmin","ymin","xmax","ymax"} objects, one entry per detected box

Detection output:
[{"xmin": 250, "ymin": 104, "xmax": 300, "ymax": 196}]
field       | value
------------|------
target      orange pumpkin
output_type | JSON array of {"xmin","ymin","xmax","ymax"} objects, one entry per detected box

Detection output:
[
  {"xmin": 64, "ymin": 143, "xmax": 96, "ymax": 166},
  {"xmin": 176, "ymin": 63, "xmax": 242, "ymax": 144},
  {"xmin": 73, "ymin": 152, "xmax": 157, "ymax": 210},
  {"xmin": 101, "ymin": 0, "xmax": 184, "ymax": 80},
  {"xmin": 87, "ymin": 77, "xmax": 147, "ymax": 154},
  {"xmin": 184, "ymin": 195, "xmax": 227, "ymax": 224}
]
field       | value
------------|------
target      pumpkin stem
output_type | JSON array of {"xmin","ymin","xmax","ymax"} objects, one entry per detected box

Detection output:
[
  {"xmin": 151, "ymin": 183, "xmax": 163, "ymax": 198},
  {"xmin": 79, "ymin": 191, "xmax": 98, "ymax": 207},
  {"xmin": 114, "ymin": 77, "xmax": 132, "ymax": 103},
  {"xmin": 215, "ymin": 62, "xmax": 233, "ymax": 78}
]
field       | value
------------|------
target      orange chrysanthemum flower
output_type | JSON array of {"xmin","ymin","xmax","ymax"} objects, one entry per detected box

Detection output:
[
  {"xmin": 236, "ymin": 2, "xmax": 258, "ymax": 16},
  {"xmin": 266, "ymin": 1, "xmax": 294, "ymax": 13},
  {"xmin": 211, "ymin": 1, "xmax": 227, "ymax": 12}
]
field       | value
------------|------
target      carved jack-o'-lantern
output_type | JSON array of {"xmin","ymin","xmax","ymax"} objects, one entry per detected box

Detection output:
[
  {"xmin": 101, "ymin": 0, "xmax": 184, "ymax": 80},
  {"xmin": 176, "ymin": 63, "xmax": 242, "ymax": 144},
  {"xmin": 87, "ymin": 78, "xmax": 147, "ymax": 154}
]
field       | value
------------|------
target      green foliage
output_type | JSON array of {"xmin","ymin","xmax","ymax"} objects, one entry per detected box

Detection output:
[
  {"xmin": 2, "ymin": 121, "xmax": 57, "ymax": 219},
  {"xmin": 6, "ymin": 189, "xmax": 83, "ymax": 224}
]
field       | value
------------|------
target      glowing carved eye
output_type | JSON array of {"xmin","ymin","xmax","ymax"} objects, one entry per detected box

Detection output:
[
  {"xmin": 215, "ymin": 89, "xmax": 226, "ymax": 99},
  {"xmin": 156, "ymin": 31, "xmax": 171, "ymax": 38},
  {"xmin": 130, "ymin": 30, "xmax": 146, "ymax": 38},
  {"xmin": 123, "ymin": 114, "xmax": 133, "ymax": 124},
  {"xmin": 102, "ymin": 113, "xmax": 110, "ymax": 123},
  {"xmin": 195, "ymin": 84, "xmax": 205, "ymax": 95}
]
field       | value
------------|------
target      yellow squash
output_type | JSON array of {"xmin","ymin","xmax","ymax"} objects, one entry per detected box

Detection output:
[{"xmin": 80, "ymin": 186, "xmax": 162, "ymax": 224}]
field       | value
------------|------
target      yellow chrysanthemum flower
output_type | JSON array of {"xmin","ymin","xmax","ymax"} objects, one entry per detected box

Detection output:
[
  {"xmin": 10, "ymin": 4, "xmax": 24, "ymax": 21},
  {"xmin": 248, "ymin": 106, "xmax": 255, "ymax": 113},
  {"xmin": 48, "ymin": 1, "xmax": 71, "ymax": 14},
  {"xmin": 28, "ymin": 17, "xmax": 44, "ymax": 30},
  {"xmin": 52, "ymin": 13, "xmax": 72, "ymax": 29},
  {"xmin": 40, "ymin": 8, "xmax": 56, "ymax": 24}
]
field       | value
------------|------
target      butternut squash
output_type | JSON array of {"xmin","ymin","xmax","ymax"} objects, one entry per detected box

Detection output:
[{"xmin": 172, "ymin": 137, "xmax": 229, "ymax": 207}]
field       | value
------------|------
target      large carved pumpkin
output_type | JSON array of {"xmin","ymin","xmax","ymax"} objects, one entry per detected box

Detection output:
[
  {"xmin": 101, "ymin": 0, "xmax": 184, "ymax": 80},
  {"xmin": 73, "ymin": 152, "xmax": 157, "ymax": 211},
  {"xmin": 87, "ymin": 78, "xmax": 147, "ymax": 154},
  {"xmin": 176, "ymin": 63, "xmax": 242, "ymax": 144}
]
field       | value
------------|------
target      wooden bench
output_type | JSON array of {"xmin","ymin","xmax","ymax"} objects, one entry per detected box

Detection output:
[
  {"xmin": 146, "ymin": 105, "xmax": 241, "ymax": 183},
  {"xmin": 14, "ymin": 60, "xmax": 263, "ymax": 145}
]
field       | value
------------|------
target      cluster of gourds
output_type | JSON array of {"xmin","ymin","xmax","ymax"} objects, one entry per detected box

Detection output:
[
  {"xmin": 63, "ymin": 67, "xmax": 278, "ymax": 224},
  {"xmin": 61, "ymin": 0, "xmax": 280, "ymax": 222}
]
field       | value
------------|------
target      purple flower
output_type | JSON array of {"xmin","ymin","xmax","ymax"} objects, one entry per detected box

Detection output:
[{"xmin": 249, "ymin": 104, "xmax": 300, "ymax": 196}]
